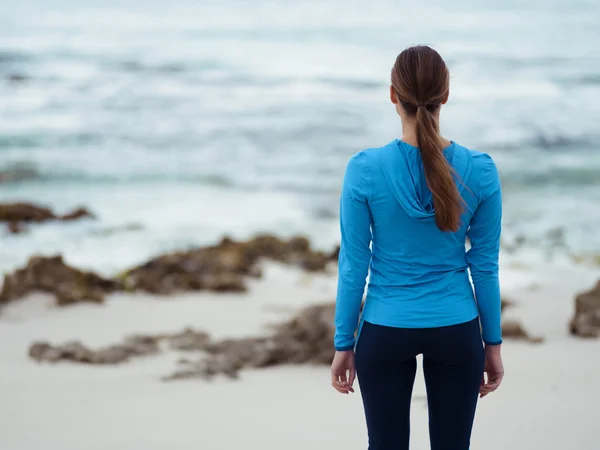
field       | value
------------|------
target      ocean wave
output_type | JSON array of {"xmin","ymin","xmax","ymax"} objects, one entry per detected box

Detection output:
[
  {"xmin": 0, "ymin": 52, "xmax": 31, "ymax": 64},
  {"xmin": 501, "ymin": 165, "xmax": 600, "ymax": 188},
  {"xmin": 314, "ymin": 77, "xmax": 385, "ymax": 90},
  {"xmin": 531, "ymin": 134, "xmax": 594, "ymax": 151},
  {"xmin": 0, "ymin": 162, "xmax": 39, "ymax": 184},
  {"xmin": 109, "ymin": 59, "xmax": 226, "ymax": 74},
  {"xmin": 575, "ymin": 74, "xmax": 600, "ymax": 86},
  {"xmin": 0, "ymin": 163, "xmax": 235, "ymax": 187},
  {"xmin": 483, "ymin": 133, "xmax": 597, "ymax": 153}
]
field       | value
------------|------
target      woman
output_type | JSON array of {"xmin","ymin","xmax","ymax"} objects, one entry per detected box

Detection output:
[{"xmin": 331, "ymin": 45, "xmax": 504, "ymax": 450}]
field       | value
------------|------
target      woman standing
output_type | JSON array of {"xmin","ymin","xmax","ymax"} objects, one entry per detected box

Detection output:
[{"xmin": 331, "ymin": 45, "xmax": 504, "ymax": 450}]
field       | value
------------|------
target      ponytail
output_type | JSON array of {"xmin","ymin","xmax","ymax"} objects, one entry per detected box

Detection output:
[
  {"xmin": 391, "ymin": 45, "xmax": 461, "ymax": 231},
  {"xmin": 415, "ymin": 105, "xmax": 462, "ymax": 232}
]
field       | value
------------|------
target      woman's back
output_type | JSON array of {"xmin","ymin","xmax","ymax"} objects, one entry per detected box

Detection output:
[{"xmin": 334, "ymin": 138, "xmax": 502, "ymax": 349}]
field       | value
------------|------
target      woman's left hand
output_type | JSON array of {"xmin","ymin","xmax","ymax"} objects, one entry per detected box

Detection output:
[{"xmin": 331, "ymin": 350, "xmax": 356, "ymax": 394}]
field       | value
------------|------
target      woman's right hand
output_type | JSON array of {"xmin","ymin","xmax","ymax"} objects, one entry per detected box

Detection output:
[
  {"xmin": 331, "ymin": 350, "xmax": 356, "ymax": 394},
  {"xmin": 480, "ymin": 344, "xmax": 504, "ymax": 398}
]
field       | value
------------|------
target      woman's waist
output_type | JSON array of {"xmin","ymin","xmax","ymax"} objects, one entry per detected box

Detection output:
[
  {"xmin": 362, "ymin": 283, "xmax": 478, "ymax": 328},
  {"xmin": 368, "ymin": 265, "xmax": 471, "ymax": 289}
]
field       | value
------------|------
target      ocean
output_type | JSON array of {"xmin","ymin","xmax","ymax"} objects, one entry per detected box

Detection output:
[{"xmin": 1, "ymin": 0, "xmax": 599, "ymax": 275}]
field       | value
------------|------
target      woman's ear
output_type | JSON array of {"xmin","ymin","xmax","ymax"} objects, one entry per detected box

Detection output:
[{"xmin": 390, "ymin": 85, "xmax": 398, "ymax": 104}]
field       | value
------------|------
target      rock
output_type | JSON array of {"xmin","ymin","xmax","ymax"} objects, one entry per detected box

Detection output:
[
  {"xmin": 570, "ymin": 281, "xmax": 600, "ymax": 338},
  {"xmin": 0, "ymin": 255, "xmax": 122, "ymax": 305},
  {"xmin": 0, "ymin": 203, "xmax": 55, "ymax": 223},
  {"xmin": 29, "ymin": 340, "xmax": 95, "ymax": 363},
  {"xmin": 89, "ymin": 346, "xmax": 131, "ymax": 364},
  {"xmin": 163, "ymin": 354, "xmax": 244, "ymax": 381},
  {"xmin": 244, "ymin": 234, "xmax": 287, "ymax": 260},
  {"xmin": 7, "ymin": 221, "xmax": 25, "ymax": 234},
  {"xmin": 329, "ymin": 245, "xmax": 340, "ymax": 262},
  {"xmin": 122, "ymin": 234, "xmax": 336, "ymax": 295},
  {"xmin": 286, "ymin": 236, "xmax": 311, "ymax": 253},
  {"xmin": 270, "ymin": 303, "xmax": 336, "ymax": 364},
  {"xmin": 29, "ymin": 342, "xmax": 56, "ymax": 362},
  {"xmin": 4, "ymin": 234, "xmax": 337, "ymax": 302},
  {"xmin": 166, "ymin": 328, "xmax": 211, "ymax": 351},
  {"xmin": 286, "ymin": 251, "xmax": 329, "ymax": 272},
  {"xmin": 121, "ymin": 335, "xmax": 160, "ymax": 356},
  {"xmin": 60, "ymin": 207, "xmax": 94, "ymax": 221},
  {"xmin": 164, "ymin": 303, "xmax": 336, "ymax": 380},
  {"xmin": 501, "ymin": 298, "xmax": 514, "ymax": 312},
  {"xmin": 60, "ymin": 341, "xmax": 95, "ymax": 362},
  {"xmin": 0, "ymin": 202, "xmax": 94, "ymax": 230},
  {"xmin": 502, "ymin": 319, "xmax": 544, "ymax": 343},
  {"xmin": 27, "ymin": 333, "xmax": 161, "ymax": 365},
  {"xmin": 202, "ymin": 273, "xmax": 247, "ymax": 292}
]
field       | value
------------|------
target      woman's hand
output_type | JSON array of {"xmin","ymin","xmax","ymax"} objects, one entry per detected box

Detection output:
[
  {"xmin": 480, "ymin": 344, "xmax": 504, "ymax": 398},
  {"xmin": 331, "ymin": 350, "xmax": 356, "ymax": 394}
]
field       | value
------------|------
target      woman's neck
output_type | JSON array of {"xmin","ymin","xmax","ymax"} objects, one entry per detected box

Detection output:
[
  {"xmin": 400, "ymin": 128, "xmax": 419, "ymax": 148},
  {"xmin": 401, "ymin": 126, "xmax": 452, "ymax": 149}
]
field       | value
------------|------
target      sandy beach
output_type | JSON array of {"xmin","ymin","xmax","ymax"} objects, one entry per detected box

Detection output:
[{"xmin": 1, "ymin": 261, "xmax": 598, "ymax": 450}]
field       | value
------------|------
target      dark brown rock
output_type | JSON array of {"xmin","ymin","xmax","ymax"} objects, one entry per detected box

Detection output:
[
  {"xmin": 570, "ymin": 281, "xmax": 600, "ymax": 338},
  {"xmin": 285, "ymin": 251, "xmax": 329, "ymax": 272},
  {"xmin": 28, "ymin": 302, "xmax": 338, "ymax": 378},
  {"xmin": 29, "ymin": 342, "xmax": 56, "ymax": 361},
  {"xmin": 122, "ymin": 234, "xmax": 336, "ymax": 295},
  {"xmin": 60, "ymin": 207, "xmax": 94, "ymax": 221},
  {"xmin": 165, "ymin": 328, "xmax": 211, "ymax": 351},
  {"xmin": 0, "ymin": 202, "xmax": 94, "ymax": 232},
  {"xmin": 28, "ymin": 333, "xmax": 161, "ymax": 365},
  {"xmin": 286, "ymin": 236, "xmax": 311, "ymax": 253},
  {"xmin": 329, "ymin": 245, "xmax": 340, "ymax": 262},
  {"xmin": 501, "ymin": 298, "xmax": 514, "ymax": 312},
  {"xmin": 0, "ymin": 255, "xmax": 122, "ymax": 305},
  {"xmin": 202, "ymin": 273, "xmax": 247, "ymax": 292},
  {"xmin": 7, "ymin": 221, "xmax": 25, "ymax": 234},
  {"xmin": 502, "ymin": 319, "xmax": 544, "ymax": 343},
  {"xmin": 162, "ymin": 355, "xmax": 241, "ymax": 381},
  {"xmin": 165, "ymin": 303, "xmax": 336, "ymax": 380},
  {"xmin": 0, "ymin": 203, "xmax": 55, "ymax": 223}
]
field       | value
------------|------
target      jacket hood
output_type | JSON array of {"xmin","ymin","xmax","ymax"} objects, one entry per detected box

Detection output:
[{"xmin": 379, "ymin": 139, "xmax": 473, "ymax": 221}]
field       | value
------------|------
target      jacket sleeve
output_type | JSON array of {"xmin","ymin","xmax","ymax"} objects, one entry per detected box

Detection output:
[
  {"xmin": 334, "ymin": 151, "xmax": 372, "ymax": 351},
  {"xmin": 466, "ymin": 154, "xmax": 503, "ymax": 345}
]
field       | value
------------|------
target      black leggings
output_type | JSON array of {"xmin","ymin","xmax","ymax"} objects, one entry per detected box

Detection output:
[{"xmin": 355, "ymin": 318, "xmax": 484, "ymax": 450}]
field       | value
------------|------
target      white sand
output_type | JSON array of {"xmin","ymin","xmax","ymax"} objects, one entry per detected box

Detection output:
[{"xmin": 0, "ymin": 262, "xmax": 599, "ymax": 450}]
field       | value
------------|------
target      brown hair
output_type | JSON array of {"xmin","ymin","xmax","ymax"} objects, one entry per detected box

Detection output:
[{"xmin": 391, "ymin": 45, "xmax": 462, "ymax": 232}]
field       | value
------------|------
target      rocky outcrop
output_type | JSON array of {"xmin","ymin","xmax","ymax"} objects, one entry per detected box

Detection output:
[
  {"xmin": 1, "ymin": 235, "xmax": 337, "ymax": 305},
  {"xmin": 30, "ymin": 334, "xmax": 161, "ymax": 364},
  {"xmin": 60, "ymin": 207, "xmax": 93, "ymax": 221},
  {"xmin": 0, "ymin": 203, "xmax": 54, "ymax": 223},
  {"xmin": 27, "ymin": 303, "xmax": 336, "ymax": 380},
  {"xmin": 164, "ymin": 303, "xmax": 335, "ymax": 380},
  {"xmin": 7, "ymin": 221, "xmax": 25, "ymax": 234},
  {"xmin": 120, "ymin": 235, "xmax": 333, "ymax": 295},
  {"xmin": 0, "ymin": 255, "xmax": 122, "ymax": 305},
  {"xmin": 570, "ymin": 281, "xmax": 600, "ymax": 338},
  {"xmin": 501, "ymin": 298, "xmax": 514, "ymax": 311},
  {"xmin": 501, "ymin": 319, "xmax": 544, "ymax": 343},
  {"xmin": 29, "ymin": 328, "xmax": 210, "ymax": 365},
  {"xmin": 1, "ymin": 202, "xmax": 94, "ymax": 234}
]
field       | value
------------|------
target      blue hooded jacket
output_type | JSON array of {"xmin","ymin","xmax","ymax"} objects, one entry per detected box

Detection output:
[{"xmin": 334, "ymin": 139, "xmax": 502, "ymax": 351}]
